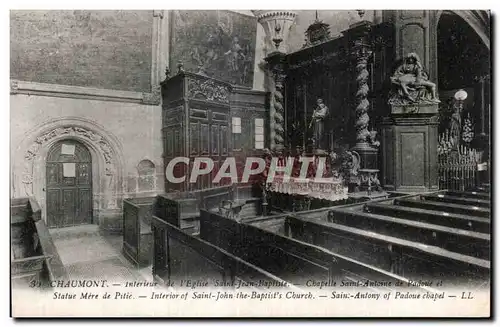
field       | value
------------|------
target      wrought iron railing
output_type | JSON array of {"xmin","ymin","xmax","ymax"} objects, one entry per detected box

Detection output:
[{"xmin": 438, "ymin": 144, "xmax": 480, "ymax": 191}]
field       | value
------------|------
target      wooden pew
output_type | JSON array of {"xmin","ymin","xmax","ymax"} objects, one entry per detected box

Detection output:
[
  {"xmin": 365, "ymin": 202, "xmax": 491, "ymax": 234},
  {"xmin": 330, "ymin": 208, "xmax": 490, "ymax": 260},
  {"xmin": 151, "ymin": 214, "xmax": 299, "ymax": 291},
  {"xmin": 11, "ymin": 197, "xmax": 67, "ymax": 288},
  {"xmin": 287, "ymin": 214, "xmax": 489, "ymax": 288},
  {"xmin": 394, "ymin": 198, "xmax": 490, "ymax": 218},
  {"xmin": 444, "ymin": 190, "xmax": 490, "ymax": 200},
  {"xmin": 155, "ymin": 185, "xmax": 234, "ymax": 234},
  {"xmin": 198, "ymin": 210, "xmax": 433, "ymax": 292},
  {"xmin": 122, "ymin": 197, "xmax": 155, "ymax": 267},
  {"xmin": 421, "ymin": 194, "xmax": 490, "ymax": 208}
]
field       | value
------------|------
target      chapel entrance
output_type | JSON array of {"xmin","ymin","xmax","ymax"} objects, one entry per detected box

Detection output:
[{"xmin": 46, "ymin": 140, "xmax": 93, "ymax": 228}]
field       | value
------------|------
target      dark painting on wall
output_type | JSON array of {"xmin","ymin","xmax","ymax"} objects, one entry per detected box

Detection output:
[
  {"xmin": 170, "ymin": 10, "xmax": 257, "ymax": 88},
  {"xmin": 10, "ymin": 10, "xmax": 153, "ymax": 92}
]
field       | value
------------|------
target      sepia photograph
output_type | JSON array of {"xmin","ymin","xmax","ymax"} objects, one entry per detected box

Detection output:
[{"xmin": 8, "ymin": 6, "xmax": 492, "ymax": 318}]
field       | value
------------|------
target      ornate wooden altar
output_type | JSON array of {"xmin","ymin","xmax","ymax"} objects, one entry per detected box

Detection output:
[{"xmin": 283, "ymin": 22, "xmax": 394, "ymax": 154}]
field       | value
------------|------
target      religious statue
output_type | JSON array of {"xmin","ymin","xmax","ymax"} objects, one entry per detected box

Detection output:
[
  {"xmin": 450, "ymin": 103, "xmax": 462, "ymax": 143},
  {"xmin": 309, "ymin": 98, "xmax": 328, "ymax": 150},
  {"xmin": 389, "ymin": 53, "xmax": 440, "ymax": 105}
]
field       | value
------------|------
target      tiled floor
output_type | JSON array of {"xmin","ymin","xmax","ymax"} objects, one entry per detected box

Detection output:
[{"xmin": 49, "ymin": 224, "xmax": 154, "ymax": 283}]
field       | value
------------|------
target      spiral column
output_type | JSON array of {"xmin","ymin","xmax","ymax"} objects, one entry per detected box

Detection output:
[
  {"xmin": 345, "ymin": 19, "xmax": 384, "ymax": 195},
  {"xmin": 265, "ymin": 52, "xmax": 287, "ymax": 152},
  {"xmin": 354, "ymin": 47, "xmax": 372, "ymax": 145}
]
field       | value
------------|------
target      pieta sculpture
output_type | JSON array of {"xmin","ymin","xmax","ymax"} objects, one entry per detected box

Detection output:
[{"xmin": 389, "ymin": 52, "xmax": 440, "ymax": 105}]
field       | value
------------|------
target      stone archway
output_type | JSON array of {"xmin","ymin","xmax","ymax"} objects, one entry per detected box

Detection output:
[
  {"xmin": 12, "ymin": 117, "xmax": 125, "ymax": 226},
  {"xmin": 436, "ymin": 10, "xmax": 490, "ymax": 50}
]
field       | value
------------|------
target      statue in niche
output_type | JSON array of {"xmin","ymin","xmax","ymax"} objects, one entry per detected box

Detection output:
[
  {"xmin": 309, "ymin": 98, "xmax": 328, "ymax": 150},
  {"xmin": 389, "ymin": 53, "xmax": 440, "ymax": 105}
]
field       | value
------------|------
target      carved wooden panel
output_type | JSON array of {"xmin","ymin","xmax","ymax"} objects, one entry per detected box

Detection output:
[
  {"xmin": 190, "ymin": 122, "xmax": 199, "ymax": 155},
  {"xmin": 200, "ymin": 123, "xmax": 209, "ymax": 155},
  {"xmin": 220, "ymin": 126, "xmax": 228, "ymax": 156},
  {"xmin": 77, "ymin": 188, "xmax": 92, "ymax": 225},
  {"xmin": 211, "ymin": 125, "xmax": 219, "ymax": 155}
]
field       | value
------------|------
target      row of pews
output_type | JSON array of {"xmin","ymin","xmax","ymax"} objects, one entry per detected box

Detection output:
[
  {"xmin": 290, "ymin": 190, "xmax": 490, "ymax": 288},
  {"xmin": 150, "ymin": 188, "xmax": 490, "ymax": 292}
]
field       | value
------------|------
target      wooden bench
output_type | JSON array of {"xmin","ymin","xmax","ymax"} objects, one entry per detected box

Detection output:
[
  {"xmin": 365, "ymin": 202, "xmax": 490, "ymax": 234},
  {"xmin": 11, "ymin": 197, "xmax": 67, "ymax": 288},
  {"xmin": 286, "ymin": 213, "xmax": 489, "ymax": 287},
  {"xmin": 394, "ymin": 198, "xmax": 490, "ymax": 218},
  {"xmin": 151, "ymin": 214, "xmax": 298, "ymax": 290},
  {"xmin": 421, "ymin": 194, "xmax": 490, "ymax": 208},
  {"xmin": 445, "ymin": 190, "xmax": 490, "ymax": 200},
  {"xmin": 330, "ymin": 207, "xmax": 490, "ymax": 260},
  {"xmin": 198, "ymin": 210, "xmax": 433, "ymax": 292}
]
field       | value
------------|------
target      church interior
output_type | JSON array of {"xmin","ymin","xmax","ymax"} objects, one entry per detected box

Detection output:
[{"xmin": 10, "ymin": 10, "xmax": 491, "ymax": 293}]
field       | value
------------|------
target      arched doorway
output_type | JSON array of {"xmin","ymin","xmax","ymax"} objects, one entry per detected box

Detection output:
[
  {"xmin": 437, "ymin": 11, "xmax": 490, "ymax": 142},
  {"xmin": 46, "ymin": 139, "xmax": 93, "ymax": 228}
]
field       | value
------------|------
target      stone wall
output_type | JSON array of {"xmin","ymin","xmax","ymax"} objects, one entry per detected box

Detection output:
[{"xmin": 10, "ymin": 92, "xmax": 164, "ymax": 233}]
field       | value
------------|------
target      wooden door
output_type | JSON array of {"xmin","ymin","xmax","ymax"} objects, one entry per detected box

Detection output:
[{"xmin": 46, "ymin": 140, "xmax": 93, "ymax": 228}]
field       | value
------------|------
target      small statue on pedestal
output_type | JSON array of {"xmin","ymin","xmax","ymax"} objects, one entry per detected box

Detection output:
[
  {"xmin": 309, "ymin": 98, "xmax": 328, "ymax": 151},
  {"xmin": 389, "ymin": 53, "xmax": 440, "ymax": 105}
]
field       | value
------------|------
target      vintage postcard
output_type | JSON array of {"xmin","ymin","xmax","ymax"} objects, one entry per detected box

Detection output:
[{"xmin": 9, "ymin": 9, "xmax": 491, "ymax": 318}]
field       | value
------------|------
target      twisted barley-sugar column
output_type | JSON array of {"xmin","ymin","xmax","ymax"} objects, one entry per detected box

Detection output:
[
  {"xmin": 273, "ymin": 71, "xmax": 286, "ymax": 149},
  {"xmin": 354, "ymin": 50, "xmax": 372, "ymax": 144}
]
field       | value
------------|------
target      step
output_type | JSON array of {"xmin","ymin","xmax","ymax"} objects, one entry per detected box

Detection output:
[
  {"xmin": 365, "ymin": 202, "xmax": 490, "ymax": 234},
  {"xmin": 421, "ymin": 194, "xmax": 490, "ymax": 208},
  {"xmin": 331, "ymin": 210, "xmax": 490, "ymax": 260},
  {"xmin": 394, "ymin": 198, "xmax": 490, "ymax": 218}
]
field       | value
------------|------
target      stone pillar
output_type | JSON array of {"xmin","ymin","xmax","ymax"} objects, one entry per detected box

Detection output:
[
  {"xmin": 379, "ymin": 10, "xmax": 440, "ymax": 193},
  {"xmin": 344, "ymin": 20, "xmax": 382, "ymax": 193},
  {"xmin": 254, "ymin": 10, "xmax": 297, "ymax": 152}
]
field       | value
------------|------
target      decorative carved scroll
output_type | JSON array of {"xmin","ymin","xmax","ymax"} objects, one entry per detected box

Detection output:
[{"xmin": 187, "ymin": 78, "xmax": 230, "ymax": 104}]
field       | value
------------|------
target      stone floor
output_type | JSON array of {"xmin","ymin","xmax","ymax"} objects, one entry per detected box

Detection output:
[{"xmin": 49, "ymin": 224, "xmax": 153, "ymax": 283}]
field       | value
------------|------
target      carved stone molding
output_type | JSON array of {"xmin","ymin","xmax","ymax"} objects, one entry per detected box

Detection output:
[
  {"xmin": 14, "ymin": 118, "xmax": 125, "ymax": 218},
  {"xmin": 187, "ymin": 78, "xmax": 230, "ymax": 104},
  {"xmin": 10, "ymin": 80, "xmax": 161, "ymax": 105},
  {"xmin": 22, "ymin": 126, "xmax": 117, "ymax": 193}
]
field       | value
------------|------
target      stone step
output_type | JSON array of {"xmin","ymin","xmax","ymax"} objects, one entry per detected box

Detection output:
[
  {"xmin": 421, "ymin": 194, "xmax": 490, "ymax": 208},
  {"xmin": 394, "ymin": 198, "xmax": 490, "ymax": 218},
  {"xmin": 333, "ymin": 209, "xmax": 490, "ymax": 260},
  {"xmin": 365, "ymin": 202, "xmax": 490, "ymax": 234}
]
